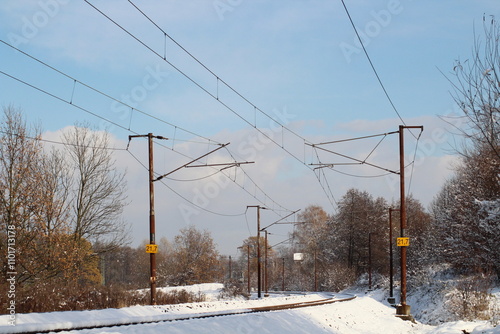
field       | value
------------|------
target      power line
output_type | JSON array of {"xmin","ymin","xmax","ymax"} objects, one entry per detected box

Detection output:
[
  {"xmin": 0, "ymin": 69, "xmax": 135, "ymax": 134},
  {"xmin": 339, "ymin": 0, "xmax": 410, "ymax": 130},
  {"xmin": 0, "ymin": 67, "xmax": 292, "ymax": 220},
  {"xmin": 0, "ymin": 129, "xmax": 127, "ymax": 151},
  {"xmin": 127, "ymin": 148, "xmax": 247, "ymax": 218},
  {"xmin": 328, "ymin": 168, "xmax": 393, "ymax": 179},
  {"xmin": 0, "ymin": 39, "xmax": 218, "ymax": 146},
  {"xmin": 82, "ymin": 0, "xmax": 343, "ymax": 210},
  {"xmin": 125, "ymin": 0, "xmax": 308, "ymax": 143},
  {"xmin": 406, "ymin": 129, "xmax": 423, "ymax": 196},
  {"xmin": 0, "ymin": 38, "xmax": 288, "ymax": 209}
]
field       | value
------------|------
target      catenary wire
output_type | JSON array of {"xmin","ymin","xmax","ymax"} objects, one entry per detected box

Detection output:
[
  {"xmin": 0, "ymin": 67, "xmax": 291, "ymax": 220},
  {"xmin": 82, "ymin": 0, "xmax": 342, "ymax": 208},
  {"xmin": 0, "ymin": 37, "xmax": 292, "ymax": 217},
  {"xmin": 0, "ymin": 130, "xmax": 127, "ymax": 151},
  {"xmin": 125, "ymin": 0, "xmax": 309, "ymax": 143},
  {"xmin": 127, "ymin": 149, "xmax": 247, "ymax": 217},
  {"xmin": 406, "ymin": 129, "xmax": 423, "ymax": 196},
  {"xmin": 0, "ymin": 39, "xmax": 218, "ymax": 146},
  {"xmin": 339, "ymin": 0, "xmax": 418, "ymax": 140}
]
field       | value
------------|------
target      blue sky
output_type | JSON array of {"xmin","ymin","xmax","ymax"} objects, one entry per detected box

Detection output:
[{"xmin": 0, "ymin": 1, "xmax": 498, "ymax": 255}]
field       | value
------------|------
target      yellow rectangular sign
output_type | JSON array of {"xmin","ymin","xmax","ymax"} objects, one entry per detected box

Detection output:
[
  {"xmin": 397, "ymin": 237, "xmax": 410, "ymax": 247},
  {"xmin": 146, "ymin": 244, "xmax": 158, "ymax": 253}
]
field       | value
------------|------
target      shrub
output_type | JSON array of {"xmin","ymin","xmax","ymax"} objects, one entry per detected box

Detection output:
[
  {"xmin": 446, "ymin": 273, "xmax": 494, "ymax": 321},
  {"xmin": 7, "ymin": 282, "xmax": 205, "ymax": 314},
  {"xmin": 218, "ymin": 280, "xmax": 249, "ymax": 300}
]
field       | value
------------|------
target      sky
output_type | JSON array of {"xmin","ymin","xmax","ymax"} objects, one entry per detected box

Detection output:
[{"xmin": 0, "ymin": 0, "xmax": 498, "ymax": 256}]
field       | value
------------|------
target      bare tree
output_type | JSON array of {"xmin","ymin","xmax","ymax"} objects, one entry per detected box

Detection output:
[
  {"xmin": 0, "ymin": 107, "xmax": 99, "ymax": 286},
  {"xmin": 61, "ymin": 124, "xmax": 129, "ymax": 252},
  {"xmin": 0, "ymin": 106, "xmax": 45, "ymax": 284},
  {"xmin": 445, "ymin": 15, "xmax": 500, "ymax": 161},
  {"xmin": 166, "ymin": 226, "xmax": 222, "ymax": 286}
]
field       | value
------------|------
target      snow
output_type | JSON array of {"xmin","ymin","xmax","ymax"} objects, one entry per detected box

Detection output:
[{"xmin": 0, "ymin": 283, "xmax": 498, "ymax": 334}]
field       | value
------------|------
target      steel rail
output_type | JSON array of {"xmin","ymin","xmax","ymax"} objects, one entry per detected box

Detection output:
[{"xmin": 11, "ymin": 295, "xmax": 356, "ymax": 334}]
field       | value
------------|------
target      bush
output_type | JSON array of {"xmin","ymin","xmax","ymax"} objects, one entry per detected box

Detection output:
[
  {"xmin": 218, "ymin": 280, "xmax": 249, "ymax": 300},
  {"xmin": 446, "ymin": 273, "xmax": 494, "ymax": 321},
  {"xmin": 6, "ymin": 282, "xmax": 205, "ymax": 314}
]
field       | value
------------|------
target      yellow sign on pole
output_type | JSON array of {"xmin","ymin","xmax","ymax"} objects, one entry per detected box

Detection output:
[
  {"xmin": 146, "ymin": 244, "xmax": 158, "ymax": 253},
  {"xmin": 397, "ymin": 237, "xmax": 410, "ymax": 247}
]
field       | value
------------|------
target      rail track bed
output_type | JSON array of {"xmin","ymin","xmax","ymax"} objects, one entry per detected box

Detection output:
[{"xmin": 5, "ymin": 293, "xmax": 356, "ymax": 334}]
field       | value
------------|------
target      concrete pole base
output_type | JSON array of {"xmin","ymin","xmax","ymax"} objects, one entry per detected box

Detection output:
[
  {"xmin": 396, "ymin": 304, "xmax": 415, "ymax": 322},
  {"xmin": 396, "ymin": 304, "xmax": 411, "ymax": 315}
]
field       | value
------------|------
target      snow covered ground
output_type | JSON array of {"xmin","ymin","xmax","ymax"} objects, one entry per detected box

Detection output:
[{"xmin": 0, "ymin": 283, "xmax": 498, "ymax": 334}]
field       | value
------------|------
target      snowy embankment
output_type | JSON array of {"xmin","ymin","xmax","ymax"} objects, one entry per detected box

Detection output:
[{"xmin": 0, "ymin": 283, "xmax": 498, "ymax": 334}]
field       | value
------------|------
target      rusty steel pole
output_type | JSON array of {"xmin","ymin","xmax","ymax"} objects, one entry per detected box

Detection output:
[
  {"xmin": 314, "ymin": 248, "xmax": 318, "ymax": 291},
  {"xmin": 130, "ymin": 133, "xmax": 161, "ymax": 306},
  {"xmin": 247, "ymin": 244, "xmax": 251, "ymax": 294},
  {"xmin": 397, "ymin": 125, "xmax": 423, "ymax": 316},
  {"xmin": 388, "ymin": 208, "xmax": 398, "ymax": 305},
  {"xmin": 368, "ymin": 232, "xmax": 373, "ymax": 291},
  {"xmin": 265, "ymin": 230, "xmax": 268, "ymax": 295},
  {"xmin": 399, "ymin": 125, "xmax": 408, "ymax": 314},
  {"xmin": 247, "ymin": 205, "xmax": 264, "ymax": 298},
  {"xmin": 282, "ymin": 257, "xmax": 285, "ymax": 291},
  {"xmin": 148, "ymin": 133, "xmax": 157, "ymax": 305},
  {"xmin": 257, "ymin": 207, "xmax": 261, "ymax": 298}
]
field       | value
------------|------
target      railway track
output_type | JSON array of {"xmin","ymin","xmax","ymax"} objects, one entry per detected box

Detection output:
[{"xmin": 10, "ymin": 294, "xmax": 356, "ymax": 334}]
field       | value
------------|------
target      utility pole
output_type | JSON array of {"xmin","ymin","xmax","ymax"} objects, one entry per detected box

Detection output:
[
  {"xmin": 129, "ymin": 137, "xmax": 245, "ymax": 305},
  {"xmin": 388, "ymin": 208, "xmax": 398, "ymax": 305},
  {"xmin": 397, "ymin": 125, "xmax": 423, "ymax": 317},
  {"xmin": 368, "ymin": 232, "xmax": 378, "ymax": 291},
  {"xmin": 264, "ymin": 230, "xmax": 269, "ymax": 296},
  {"xmin": 258, "ymin": 209, "xmax": 301, "ymax": 295},
  {"xmin": 147, "ymin": 133, "xmax": 156, "ymax": 305},
  {"xmin": 314, "ymin": 248, "xmax": 318, "ymax": 291},
  {"xmin": 129, "ymin": 133, "xmax": 167, "ymax": 305},
  {"xmin": 238, "ymin": 245, "xmax": 251, "ymax": 294},
  {"xmin": 281, "ymin": 257, "xmax": 285, "ymax": 291},
  {"xmin": 306, "ymin": 125, "xmax": 423, "ymax": 316},
  {"xmin": 247, "ymin": 244, "xmax": 251, "ymax": 294},
  {"xmin": 248, "ymin": 205, "xmax": 266, "ymax": 298}
]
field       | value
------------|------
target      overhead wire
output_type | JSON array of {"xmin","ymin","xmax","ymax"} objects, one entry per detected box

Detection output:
[
  {"xmin": 125, "ymin": 0, "xmax": 308, "ymax": 143},
  {"xmin": 310, "ymin": 130, "xmax": 399, "ymax": 178},
  {"xmin": 127, "ymin": 149, "xmax": 247, "ymax": 217},
  {"xmin": 0, "ymin": 48, "xmax": 292, "ymax": 222},
  {"xmin": 0, "ymin": 39, "xmax": 217, "ymax": 146},
  {"xmin": 122, "ymin": 1, "xmax": 427, "ymax": 215},
  {"xmin": 2, "ymin": 2, "xmax": 424, "ymax": 217},
  {"xmin": 339, "ymin": 0, "xmax": 418, "ymax": 140},
  {"xmin": 0, "ymin": 69, "xmax": 136, "ymax": 135},
  {"xmin": 406, "ymin": 128, "xmax": 423, "ymax": 197},
  {"xmin": 0, "ymin": 130, "xmax": 127, "ymax": 151},
  {"xmin": 82, "ymin": 0, "xmax": 340, "ymax": 209}
]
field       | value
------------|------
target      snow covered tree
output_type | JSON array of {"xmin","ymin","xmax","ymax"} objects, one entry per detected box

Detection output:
[
  {"xmin": 433, "ymin": 14, "xmax": 500, "ymax": 280},
  {"xmin": 431, "ymin": 144, "xmax": 499, "ymax": 278},
  {"xmin": 331, "ymin": 189, "xmax": 387, "ymax": 274}
]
